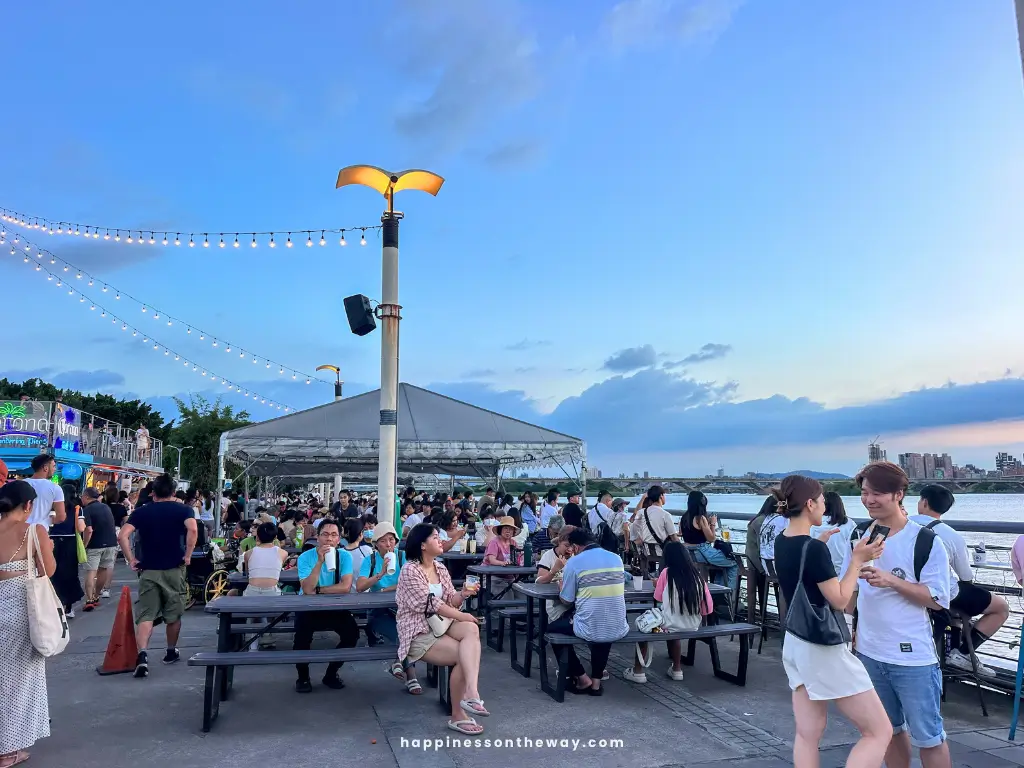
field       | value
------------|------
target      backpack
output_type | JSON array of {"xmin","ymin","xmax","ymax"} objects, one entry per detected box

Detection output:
[
  {"xmin": 592, "ymin": 505, "xmax": 620, "ymax": 554},
  {"xmin": 849, "ymin": 520, "xmax": 938, "ymax": 581},
  {"xmin": 746, "ymin": 514, "xmax": 767, "ymax": 576}
]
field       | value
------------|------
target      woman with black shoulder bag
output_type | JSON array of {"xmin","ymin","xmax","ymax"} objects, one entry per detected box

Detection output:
[{"xmin": 772, "ymin": 475, "xmax": 890, "ymax": 768}]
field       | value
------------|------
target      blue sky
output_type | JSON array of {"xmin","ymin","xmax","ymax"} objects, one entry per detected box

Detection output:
[{"xmin": 3, "ymin": 0, "xmax": 1024, "ymax": 476}]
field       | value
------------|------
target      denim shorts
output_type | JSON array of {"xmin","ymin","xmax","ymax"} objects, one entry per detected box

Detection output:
[{"xmin": 856, "ymin": 653, "xmax": 945, "ymax": 748}]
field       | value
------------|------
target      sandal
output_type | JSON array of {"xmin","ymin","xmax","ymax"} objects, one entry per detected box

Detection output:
[
  {"xmin": 406, "ymin": 678, "xmax": 423, "ymax": 695},
  {"xmin": 0, "ymin": 751, "xmax": 29, "ymax": 767},
  {"xmin": 388, "ymin": 662, "xmax": 406, "ymax": 681},
  {"xmin": 447, "ymin": 718, "xmax": 483, "ymax": 735},
  {"xmin": 459, "ymin": 697, "xmax": 490, "ymax": 717}
]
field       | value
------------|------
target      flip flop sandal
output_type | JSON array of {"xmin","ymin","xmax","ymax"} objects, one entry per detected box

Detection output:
[
  {"xmin": 447, "ymin": 718, "xmax": 483, "ymax": 735},
  {"xmin": 406, "ymin": 678, "xmax": 423, "ymax": 695},
  {"xmin": 459, "ymin": 697, "xmax": 490, "ymax": 717},
  {"xmin": 0, "ymin": 751, "xmax": 29, "ymax": 767},
  {"xmin": 388, "ymin": 662, "xmax": 406, "ymax": 681}
]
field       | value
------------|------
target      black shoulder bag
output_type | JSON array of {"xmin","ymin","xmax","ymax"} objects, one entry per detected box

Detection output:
[{"xmin": 785, "ymin": 540, "xmax": 851, "ymax": 646}]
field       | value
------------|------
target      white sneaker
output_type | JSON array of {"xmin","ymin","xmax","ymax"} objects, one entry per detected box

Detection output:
[
  {"xmin": 66, "ymin": 609, "xmax": 76, "ymax": 619},
  {"xmin": 666, "ymin": 666, "xmax": 684, "ymax": 681},
  {"xmin": 946, "ymin": 649, "xmax": 996, "ymax": 676},
  {"xmin": 100, "ymin": 589, "xmax": 111, "ymax": 599},
  {"xmin": 622, "ymin": 667, "xmax": 647, "ymax": 684}
]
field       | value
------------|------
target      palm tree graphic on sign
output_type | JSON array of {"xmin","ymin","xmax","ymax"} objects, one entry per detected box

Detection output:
[{"xmin": 0, "ymin": 403, "xmax": 26, "ymax": 430}]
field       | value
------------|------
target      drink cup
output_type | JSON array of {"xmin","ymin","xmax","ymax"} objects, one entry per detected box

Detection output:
[
  {"xmin": 632, "ymin": 575, "xmax": 644, "ymax": 591},
  {"xmin": 324, "ymin": 547, "xmax": 337, "ymax": 572},
  {"xmin": 465, "ymin": 575, "xmax": 480, "ymax": 594},
  {"xmin": 468, "ymin": 539, "xmax": 477, "ymax": 554},
  {"xmin": 384, "ymin": 551, "xmax": 397, "ymax": 575},
  {"xmin": 721, "ymin": 529, "xmax": 730, "ymax": 542}
]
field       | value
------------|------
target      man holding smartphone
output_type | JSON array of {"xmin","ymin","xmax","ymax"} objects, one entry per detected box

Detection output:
[{"xmin": 841, "ymin": 461, "xmax": 952, "ymax": 768}]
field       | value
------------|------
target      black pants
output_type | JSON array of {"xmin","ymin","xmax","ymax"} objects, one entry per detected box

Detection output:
[
  {"xmin": 293, "ymin": 610, "xmax": 359, "ymax": 681},
  {"xmin": 547, "ymin": 615, "xmax": 612, "ymax": 681}
]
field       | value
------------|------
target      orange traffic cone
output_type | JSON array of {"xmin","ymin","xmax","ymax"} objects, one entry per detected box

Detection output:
[{"xmin": 96, "ymin": 586, "xmax": 139, "ymax": 676}]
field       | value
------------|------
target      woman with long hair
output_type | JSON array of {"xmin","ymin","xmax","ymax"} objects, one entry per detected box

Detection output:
[
  {"xmin": 625, "ymin": 541, "xmax": 713, "ymax": 683},
  {"xmin": 773, "ymin": 475, "xmax": 889, "ymax": 768},
  {"xmin": 0, "ymin": 480, "xmax": 57, "ymax": 766},
  {"xmin": 341, "ymin": 517, "xmax": 372, "ymax": 588},
  {"xmin": 677, "ymin": 490, "xmax": 738, "ymax": 592},
  {"xmin": 48, "ymin": 481, "xmax": 85, "ymax": 619},
  {"xmin": 395, "ymin": 524, "xmax": 485, "ymax": 734}
]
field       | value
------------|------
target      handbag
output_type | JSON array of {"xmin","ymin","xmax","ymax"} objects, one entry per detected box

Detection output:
[
  {"xmin": 784, "ymin": 540, "xmax": 851, "ymax": 647},
  {"xmin": 425, "ymin": 592, "xmax": 454, "ymax": 638},
  {"xmin": 25, "ymin": 525, "xmax": 71, "ymax": 657},
  {"xmin": 75, "ymin": 530, "xmax": 87, "ymax": 565},
  {"xmin": 635, "ymin": 606, "xmax": 664, "ymax": 634}
]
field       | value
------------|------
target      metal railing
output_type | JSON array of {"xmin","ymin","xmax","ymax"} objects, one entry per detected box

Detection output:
[
  {"xmin": 0, "ymin": 399, "xmax": 163, "ymax": 469},
  {"xmin": 668, "ymin": 508, "xmax": 1024, "ymax": 671}
]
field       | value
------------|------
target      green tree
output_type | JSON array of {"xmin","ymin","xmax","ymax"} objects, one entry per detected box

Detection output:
[{"xmin": 164, "ymin": 396, "xmax": 250, "ymax": 490}]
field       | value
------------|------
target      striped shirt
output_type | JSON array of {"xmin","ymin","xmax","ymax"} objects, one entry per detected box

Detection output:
[{"xmin": 559, "ymin": 545, "xmax": 629, "ymax": 643}]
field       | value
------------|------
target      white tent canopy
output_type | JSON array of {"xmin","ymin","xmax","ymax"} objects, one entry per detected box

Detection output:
[{"xmin": 220, "ymin": 383, "xmax": 585, "ymax": 481}]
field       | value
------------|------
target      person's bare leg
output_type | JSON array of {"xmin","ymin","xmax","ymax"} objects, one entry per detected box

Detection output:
[
  {"xmin": 136, "ymin": 620, "xmax": 155, "ymax": 650},
  {"xmin": 919, "ymin": 742, "xmax": 952, "ymax": 768},
  {"xmin": 165, "ymin": 620, "xmax": 182, "ymax": 648},
  {"xmin": 834, "ymin": 689, "xmax": 891, "ymax": 768},
  {"xmin": 884, "ymin": 731, "xmax": 913, "ymax": 768},
  {"xmin": 791, "ymin": 686, "xmax": 826, "ymax": 768},
  {"xmin": 98, "ymin": 566, "xmax": 114, "ymax": 592},
  {"xmin": 974, "ymin": 595, "xmax": 1009, "ymax": 639},
  {"xmin": 634, "ymin": 641, "xmax": 649, "ymax": 674},
  {"xmin": 667, "ymin": 639, "xmax": 682, "ymax": 671},
  {"xmin": 447, "ymin": 622, "xmax": 481, "ymax": 700},
  {"xmin": 423, "ymin": 637, "xmax": 481, "ymax": 732},
  {"xmin": 84, "ymin": 569, "xmax": 97, "ymax": 602}
]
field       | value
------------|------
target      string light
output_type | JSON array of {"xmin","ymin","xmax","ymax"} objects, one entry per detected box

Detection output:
[
  {"xmin": 0, "ymin": 208, "xmax": 381, "ymax": 250},
  {"xmin": 360, "ymin": 229, "xmax": 367, "ymax": 246},
  {"xmin": 7, "ymin": 229, "xmax": 328, "ymax": 384},
  {"xmin": 14, "ymin": 256, "xmax": 292, "ymax": 411}
]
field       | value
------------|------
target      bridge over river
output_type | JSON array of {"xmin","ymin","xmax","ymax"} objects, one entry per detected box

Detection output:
[{"xmin": 513, "ymin": 476, "xmax": 1024, "ymax": 494}]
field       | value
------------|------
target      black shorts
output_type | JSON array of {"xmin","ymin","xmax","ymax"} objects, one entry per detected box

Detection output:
[{"xmin": 950, "ymin": 581, "xmax": 992, "ymax": 617}]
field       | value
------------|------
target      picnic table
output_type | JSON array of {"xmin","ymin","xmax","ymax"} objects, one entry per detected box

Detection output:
[
  {"xmin": 190, "ymin": 592, "xmax": 398, "ymax": 731},
  {"xmin": 467, "ymin": 564, "xmax": 538, "ymax": 651},
  {"xmin": 227, "ymin": 568, "xmax": 300, "ymax": 590},
  {"xmin": 508, "ymin": 580, "xmax": 730, "ymax": 678},
  {"xmin": 439, "ymin": 552, "xmax": 485, "ymax": 561}
]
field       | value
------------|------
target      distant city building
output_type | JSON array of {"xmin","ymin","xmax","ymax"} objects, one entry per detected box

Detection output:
[
  {"xmin": 996, "ymin": 452, "xmax": 1023, "ymax": 476},
  {"xmin": 643, "ymin": 471, "xmax": 649, "ymax": 479},
  {"xmin": 923, "ymin": 453, "xmax": 936, "ymax": 479},
  {"xmin": 868, "ymin": 441, "xmax": 887, "ymax": 463},
  {"xmin": 898, "ymin": 453, "xmax": 926, "ymax": 479},
  {"xmin": 585, "ymin": 467, "xmax": 603, "ymax": 480},
  {"xmin": 716, "ymin": 467, "xmax": 725, "ymax": 478}
]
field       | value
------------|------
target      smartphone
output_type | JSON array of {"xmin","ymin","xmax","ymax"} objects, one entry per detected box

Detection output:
[{"xmin": 867, "ymin": 525, "xmax": 890, "ymax": 545}]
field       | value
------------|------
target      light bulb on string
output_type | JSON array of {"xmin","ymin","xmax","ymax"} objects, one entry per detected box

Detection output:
[
  {"xmin": 199, "ymin": 334, "xmax": 205, "ymax": 340},
  {"xmin": 240, "ymin": 352, "xmax": 245, "ymax": 358},
  {"xmin": 79, "ymin": 296, "xmax": 85, "ymax": 303},
  {"xmin": 153, "ymin": 313, "xmax": 160, "ymax": 320},
  {"xmin": 114, "ymin": 231, "xmax": 121, "ymax": 242},
  {"xmin": 63, "ymin": 266, "xmax": 69, "ymax": 272},
  {"xmin": 174, "ymin": 355, "xmax": 179, "ymax": 361},
  {"xmin": 292, "ymin": 374, "xmax": 296, "ymax": 380},
  {"xmin": 189, "ymin": 236, "xmax": 194, "ymax": 248},
  {"xmin": 252, "ymin": 356, "xmax": 257, "ymax": 364},
  {"xmin": 167, "ymin": 320, "xmax": 172, "ymax": 326},
  {"xmin": 174, "ymin": 234, "xmax": 181, "ymax": 246},
  {"xmin": 142, "ymin": 306, "xmax": 147, "ymax": 313},
  {"xmin": 143, "ymin": 337, "xmax": 148, "ymax": 343},
  {"xmin": 306, "ymin": 234, "xmax": 313, "ymax": 247},
  {"xmin": 92, "ymin": 231, "xmax": 99, "ymax": 239},
  {"xmin": 100, "ymin": 311, "xmax": 106, "ymax": 317},
  {"xmin": 75, "ymin": 272, "xmax": 81, "ymax": 279},
  {"xmin": 212, "ymin": 340, "xmax": 218, "ymax": 347},
  {"xmin": 279, "ymin": 367, "xmax": 284, "ymax": 374},
  {"xmin": 74, "ymin": 227, "xmax": 80, "ymax": 236},
  {"xmin": 115, "ymin": 292, "xmax": 120, "ymax": 300},
  {"xmin": 319, "ymin": 231, "xmax": 326, "ymax": 246},
  {"xmin": 34, "ymin": 264, "xmax": 40, "ymax": 271},
  {"xmin": 162, "ymin": 235, "xmax": 168, "ymax": 245},
  {"xmin": 286, "ymin": 234, "xmax": 293, "ymax": 248},
  {"xmin": 225, "ymin": 346, "xmax": 231, "ymax": 352},
  {"xmin": 122, "ymin": 324, "xmax": 127, "ymax": 331},
  {"xmin": 186, "ymin": 328, "xmax": 191, "ymax": 334},
  {"xmin": 233, "ymin": 235, "xmax": 239, "ymax": 248},
  {"xmin": 251, "ymin": 236, "xmax": 257, "ymax": 248},
  {"xmin": 339, "ymin": 231, "xmax": 347, "ymax": 246},
  {"xmin": 183, "ymin": 361, "xmax": 189, "ymax": 367},
  {"xmin": 219, "ymin": 236, "xmax": 225, "ymax": 249},
  {"xmin": 89, "ymin": 304, "xmax": 95, "ymax": 311},
  {"xmin": 360, "ymin": 230, "xmax": 367, "ymax": 246},
  {"xmin": 56, "ymin": 280, "xmax": 61, "ymax": 287},
  {"xmin": 153, "ymin": 343, "xmax": 158, "ymax": 350},
  {"xmin": 87, "ymin": 279, "xmax": 93, "ymax": 286},
  {"xmin": 164, "ymin": 349, "xmax": 169, "ymax": 355},
  {"xmin": 103, "ymin": 230, "xmax": 110, "ymax": 240},
  {"xmin": 22, "ymin": 255, "xmax": 28, "ymax": 263},
  {"xmin": 269, "ymin": 234, "xmax": 276, "ymax": 248},
  {"xmin": 126, "ymin": 233, "xmax": 133, "ymax": 243},
  {"xmin": 306, "ymin": 378, "xmax": 311, "ymax": 385},
  {"xmin": 132, "ymin": 330, "xmax": 137, "ymax": 337},
  {"xmin": 203, "ymin": 235, "xmax": 209, "ymax": 248}
]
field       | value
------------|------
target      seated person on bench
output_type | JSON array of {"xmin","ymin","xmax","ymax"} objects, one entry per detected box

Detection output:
[
  {"xmin": 553, "ymin": 527, "xmax": 629, "ymax": 695},
  {"xmin": 910, "ymin": 484, "xmax": 1008, "ymax": 676},
  {"xmin": 293, "ymin": 519, "xmax": 359, "ymax": 693}
]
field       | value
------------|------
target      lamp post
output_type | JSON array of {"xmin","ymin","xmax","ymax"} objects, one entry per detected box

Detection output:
[
  {"xmin": 336, "ymin": 165, "xmax": 444, "ymax": 527},
  {"xmin": 317, "ymin": 364, "xmax": 345, "ymax": 501},
  {"xmin": 1017, "ymin": 0, "xmax": 1024, "ymax": 86},
  {"xmin": 168, "ymin": 445, "xmax": 193, "ymax": 482}
]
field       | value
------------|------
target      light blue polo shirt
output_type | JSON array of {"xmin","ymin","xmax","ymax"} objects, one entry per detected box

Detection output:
[
  {"xmin": 358, "ymin": 550, "xmax": 406, "ymax": 591},
  {"xmin": 297, "ymin": 547, "xmax": 353, "ymax": 594}
]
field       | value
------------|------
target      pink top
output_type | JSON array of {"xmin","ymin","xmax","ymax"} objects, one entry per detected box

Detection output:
[
  {"xmin": 395, "ymin": 560, "xmax": 461, "ymax": 662},
  {"xmin": 654, "ymin": 570, "xmax": 714, "ymax": 616},
  {"xmin": 1012, "ymin": 535, "xmax": 1024, "ymax": 586},
  {"xmin": 483, "ymin": 536, "xmax": 510, "ymax": 565}
]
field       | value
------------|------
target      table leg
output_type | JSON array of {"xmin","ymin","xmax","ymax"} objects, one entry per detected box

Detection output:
[
  {"xmin": 216, "ymin": 612, "xmax": 232, "ymax": 701},
  {"xmin": 480, "ymin": 574, "xmax": 492, "ymax": 647},
  {"xmin": 514, "ymin": 594, "xmax": 534, "ymax": 677}
]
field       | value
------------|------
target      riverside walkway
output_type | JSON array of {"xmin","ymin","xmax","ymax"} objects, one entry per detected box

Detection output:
[{"xmin": 36, "ymin": 563, "xmax": 1023, "ymax": 768}]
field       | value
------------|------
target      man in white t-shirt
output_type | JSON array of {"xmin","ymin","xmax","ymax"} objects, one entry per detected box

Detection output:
[
  {"xmin": 758, "ymin": 510, "xmax": 789, "ymax": 570},
  {"xmin": 25, "ymin": 453, "xmax": 66, "ymax": 526},
  {"xmin": 539, "ymin": 488, "xmax": 560, "ymax": 529},
  {"xmin": 911, "ymin": 484, "xmax": 1008, "ymax": 677},
  {"xmin": 841, "ymin": 462, "xmax": 951, "ymax": 768}
]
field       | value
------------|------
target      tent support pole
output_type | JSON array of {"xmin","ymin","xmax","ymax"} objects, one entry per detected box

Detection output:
[
  {"xmin": 376, "ymin": 212, "xmax": 401, "ymax": 534},
  {"xmin": 215, "ymin": 436, "xmax": 227, "ymax": 537}
]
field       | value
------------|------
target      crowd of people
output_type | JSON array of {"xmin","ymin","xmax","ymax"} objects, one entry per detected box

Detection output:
[{"xmin": 0, "ymin": 454, "xmax": 1019, "ymax": 764}]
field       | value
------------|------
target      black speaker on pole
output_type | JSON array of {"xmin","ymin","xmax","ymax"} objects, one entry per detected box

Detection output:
[{"xmin": 343, "ymin": 294, "xmax": 377, "ymax": 336}]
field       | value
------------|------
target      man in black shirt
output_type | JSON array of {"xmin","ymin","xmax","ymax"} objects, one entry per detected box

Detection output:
[
  {"xmin": 82, "ymin": 487, "xmax": 118, "ymax": 611},
  {"xmin": 118, "ymin": 473, "xmax": 197, "ymax": 678}
]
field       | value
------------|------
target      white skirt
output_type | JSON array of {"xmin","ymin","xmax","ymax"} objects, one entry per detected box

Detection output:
[{"xmin": 782, "ymin": 632, "xmax": 874, "ymax": 701}]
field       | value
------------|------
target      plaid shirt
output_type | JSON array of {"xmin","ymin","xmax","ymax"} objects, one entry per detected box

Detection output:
[{"xmin": 396, "ymin": 560, "xmax": 461, "ymax": 661}]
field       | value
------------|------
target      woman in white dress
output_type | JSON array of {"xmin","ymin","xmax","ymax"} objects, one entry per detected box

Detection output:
[{"xmin": 0, "ymin": 480, "xmax": 57, "ymax": 766}]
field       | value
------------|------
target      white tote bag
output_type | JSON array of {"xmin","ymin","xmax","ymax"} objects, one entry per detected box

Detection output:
[{"xmin": 25, "ymin": 524, "xmax": 71, "ymax": 657}]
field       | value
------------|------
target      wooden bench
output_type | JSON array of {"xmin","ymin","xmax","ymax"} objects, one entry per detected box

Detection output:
[
  {"xmin": 482, "ymin": 599, "xmax": 528, "ymax": 651},
  {"xmin": 189, "ymin": 646, "xmax": 398, "ymax": 732},
  {"xmin": 538, "ymin": 622, "xmax": 760, "ymax": 702},
  {"xmin": 499, "ymin": 602, "xmax": 655, "ymax": 658}
]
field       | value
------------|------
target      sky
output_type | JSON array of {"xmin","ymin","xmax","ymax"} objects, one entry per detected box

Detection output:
[{"xmin": 2, "ymin": 0, "xmax": 1024, "ymax": 477}]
